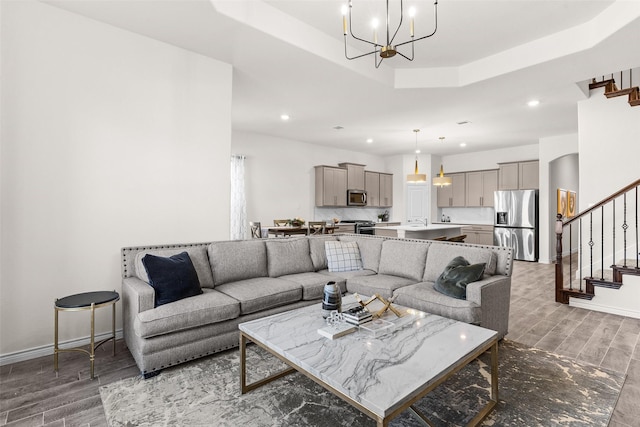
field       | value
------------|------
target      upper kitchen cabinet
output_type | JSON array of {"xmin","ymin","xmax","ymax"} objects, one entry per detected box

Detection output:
[
  {"xmin": 519, "ymin": 161, "xmax": 539, "ymax": 190},
  {"xmin": 437, "ymin": 173, "xmax": 465, "ymax": 207},
  {"xmin": 315, "ymin": 166, "xmax": 347, "ymax": 207},
  {"xmin": 499, "ymin": 161, "xmax": 539, "ymax": 190},
  {"xmin": 338, "ymin": 162, "xmax": 365, "ymax": 190},
  {"xmin": 365, "ymin": 171, "xmax": 380, "ymax": 207},
  {"xmin": 466, "ymin": 170, "xmax": 498, "ymax": 207},
  {"xmin": 379, "ymin": 173, "xmax": 393, "ymax": 207}
]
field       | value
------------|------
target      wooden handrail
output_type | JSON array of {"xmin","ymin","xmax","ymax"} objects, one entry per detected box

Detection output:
[{"xmin": 564, "ymin": 179, "xmax": 640, "ymax": 226}]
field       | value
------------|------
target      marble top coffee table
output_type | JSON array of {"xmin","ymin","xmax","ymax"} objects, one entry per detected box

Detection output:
[{"xmin": 239, "ymin": 295, "xmax": 498, "ymax": 427}]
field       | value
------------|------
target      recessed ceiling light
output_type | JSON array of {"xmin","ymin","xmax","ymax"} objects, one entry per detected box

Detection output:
[
  {"xmin": 457, "ymin": 121, "xmax": 471, "ymax": 125},
  {"xmin": 439, "ymin": 136, "xmax": 445, "ymax": 141},
  {"xmin": 460, "ymin": 143, "xmax": 467, "ymax": 147},
  {"xmin": 366, "ymin": 138, "xmax": 373, "ymax": 143},
  {"xmin": 280, "ymin": 114, "xmax": 290, "ymax": 121},
  {"xmin": 527, "ymin": 100, "xmax": 540, "ymax": 107},
  {"xmin": 333, "ymin": 125, "xmax": 344, "ymax": 130}
]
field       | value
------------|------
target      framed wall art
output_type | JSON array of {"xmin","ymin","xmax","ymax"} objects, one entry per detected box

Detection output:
[
  {"xmin": 557, "ymin": 188, "xmax": 567, "ymax": 217},
  {"xmin": 567, "ymin": 191, "xmax": 577, "ymax": 218}
]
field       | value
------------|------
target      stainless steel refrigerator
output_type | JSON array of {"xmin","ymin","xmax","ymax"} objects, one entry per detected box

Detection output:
[{"xmin": 494, "ymin": 190, "xmax": 539, "ymax": 261}]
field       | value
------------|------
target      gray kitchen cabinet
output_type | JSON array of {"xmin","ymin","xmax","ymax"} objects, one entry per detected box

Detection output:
[
  {"xmin": 379, "ymin": 173, "xmax": 393, "ymax": 207},
  {"xmin": 499, "ymin": 161, "xmax": 539, "ymax": 190},
  {"xmin": 338, "ymin": 162, "xmax": 366, "ymax": 190},
  {"xmin": 519, "ymin": 161, "xmax": 539, "ymax": 190},
  {"xmin": 466, "ymin": 170, "xmax": 498, "ymax": 207},
  {"xmin": 365, "ymin": 171, "xmax": 380, "ymax": 207},
  {"xmin": 461, "ymin": 225, "xmax": 494, "ymax": 245},
  {"xmin": 437, "ymin": 173, "xmax": 465, "ymax": 207},
  {"xmin": 334, "ymin": 224, "xmax": 355, "ymax": 233},
  {"xmin": 315, "ymin": 166, "xmax": 347, "ymax": 207}
]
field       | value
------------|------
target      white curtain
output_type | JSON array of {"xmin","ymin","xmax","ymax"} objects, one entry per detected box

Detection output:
[{"xmin": 230, "ymin": 155, "xmax": 247, "ymax": 240}]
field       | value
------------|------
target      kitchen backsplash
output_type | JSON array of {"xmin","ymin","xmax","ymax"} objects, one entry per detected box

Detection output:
[
  {"xmin": 438, "ymin": 207, "xmax": 494, "ymax": 224},
  {"xmin": 314, "ymin": 207, "xmax": 390, "ymax": 223}
]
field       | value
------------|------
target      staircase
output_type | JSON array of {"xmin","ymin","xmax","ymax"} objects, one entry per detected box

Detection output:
[
  {"xmin": 590, "ymin": 69, "xmax": 640, "ymax": 107},
  {"xmin": 555, "ymin": 180, "xmax": 640, "ymax": 312}
]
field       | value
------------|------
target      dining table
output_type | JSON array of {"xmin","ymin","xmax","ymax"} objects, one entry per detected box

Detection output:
[{"xmin": 264, "ymin": 225, "xmax": 336, "ymax": 237}]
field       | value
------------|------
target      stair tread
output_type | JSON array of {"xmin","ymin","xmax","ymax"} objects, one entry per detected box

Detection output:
[
  {"xmin": 605, "ymin": 87, "xmax": 635, "ymax": 98},
  {"xmin": 589, "ymin": 79, "xmax": 615, "ymax": 89}
]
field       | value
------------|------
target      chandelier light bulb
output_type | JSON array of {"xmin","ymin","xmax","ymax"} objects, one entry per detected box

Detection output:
[
  {"xmin": 371, "ymin": 18, "xmax": 379, "ymax": 29},
  {"xmin": 409, "ymin": 7, "xmax": 416, "ymax": 17},
  {"xmin": 341, "ymin": 5, "xmax": 348, "ymax": 15}
]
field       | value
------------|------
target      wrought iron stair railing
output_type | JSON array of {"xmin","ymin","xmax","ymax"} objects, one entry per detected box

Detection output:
[{"xmin": 555, "ymin": 179, "xmax": 640, "ymax": 304}]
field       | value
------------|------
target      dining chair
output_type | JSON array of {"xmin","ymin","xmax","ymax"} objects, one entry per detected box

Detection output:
[
  {"xmin": 308, "ymin": 221, "xmax": 325, "ymax": 236},
  {"xmin": 249, "ymin": 221, "xmax": 262, "ymax": 239},
  {"xmin": 273, "ymin": 219, "xmax": 289, "ymax": 227},
  {"xmin": 446, "ymin": 234, "xmax": 467, "ymax": 243}
]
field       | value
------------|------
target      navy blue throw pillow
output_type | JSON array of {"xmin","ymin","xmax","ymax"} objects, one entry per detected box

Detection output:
[
  {"xmin": 141, "ymin": 251, "xmax": 203, "ymax": 307},
  {"xmin": 433, "ymin": 256, "xmax": 485, "ymax": 300}
]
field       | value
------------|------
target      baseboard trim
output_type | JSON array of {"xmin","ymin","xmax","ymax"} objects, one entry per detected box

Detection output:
[
  {"xmin": 569, "ymin": 299, "xmax": 640, "ymax": 319},
  {"xmin": 0, "ymin": 329, "xmax": 124, "ymax": 366}
]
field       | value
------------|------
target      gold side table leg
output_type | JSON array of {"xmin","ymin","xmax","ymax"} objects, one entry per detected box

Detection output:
[
  {"xmin": 54, "ymin": 305, "xmax": 59, "ymax": 372},
  {"xmin": 112, "ymin": 301, "xmax": 116, "ymax": 356},
  {"xmin": 90, "ymin": 302, "xmax": 95, "ymax": 379}
]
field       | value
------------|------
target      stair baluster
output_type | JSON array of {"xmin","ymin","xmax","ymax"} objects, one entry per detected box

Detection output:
[{"xmin": 555, "ymin": 179, "xmax": 640, "ymax": 303}]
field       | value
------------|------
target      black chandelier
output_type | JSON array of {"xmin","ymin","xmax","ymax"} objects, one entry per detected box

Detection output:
[{"xmin": 342, "ymin": 0, "xmax": 439, "ymax": 68}]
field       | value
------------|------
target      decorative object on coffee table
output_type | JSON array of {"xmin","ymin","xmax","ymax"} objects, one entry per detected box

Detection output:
[
  {"xmin": 354, "ymin": 293, "xmax": 403, "ymax": 318},
  {"xmin": 322, "ymin": 281, "xmax": 342, "ymax": 318}
]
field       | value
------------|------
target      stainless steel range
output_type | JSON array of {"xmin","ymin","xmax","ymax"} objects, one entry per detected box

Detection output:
[{"xmin": 340, "ymin": 220, "xmax": 376, "ymax": 235}]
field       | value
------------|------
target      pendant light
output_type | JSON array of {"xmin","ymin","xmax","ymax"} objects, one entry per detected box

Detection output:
[
  {"xmin": 406, "ymin": 129, "xmax": 427, "ymax": 182},
  {"xmin": 433, "ymin": 164, "xmax": 452, "ymax": 187}
]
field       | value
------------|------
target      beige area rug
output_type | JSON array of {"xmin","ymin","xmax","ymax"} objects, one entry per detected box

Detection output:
[{"xmin": 100, "ymin": 340, "xmax": 624, "ymax": 426}]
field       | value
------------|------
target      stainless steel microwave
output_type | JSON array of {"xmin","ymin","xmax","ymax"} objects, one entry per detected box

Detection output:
[{"xmin": 347, "ymin": 189, "xmax": 367, "ymax": 206}]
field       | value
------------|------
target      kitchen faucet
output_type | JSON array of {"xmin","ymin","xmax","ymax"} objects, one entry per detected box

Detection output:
[{"xmin": 415, "ymin": 218, "xmax": 428, "ymax": 226}]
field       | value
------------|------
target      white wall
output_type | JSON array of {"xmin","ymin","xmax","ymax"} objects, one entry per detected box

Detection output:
[
  {"xmin": 441, "ymin": 144, "xmax": 539, "ymax": 173},
  {"xmin": 232, "ymin": 131, "xmax": 390, "ymax": 227},
  {"xmin": 578, "ymin": 88, "xmax": 640, "ymax": 207},
  {"xmin": 0, "ymin": 1, "xmax": 232, "ymax": 356},
  {"xmin": 539, "ymin": 134, "xmax": 579, "ymax": 263}
]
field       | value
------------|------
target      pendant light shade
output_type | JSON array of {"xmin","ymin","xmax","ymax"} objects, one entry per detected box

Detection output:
[
  {"xmin": 406, "ymin": 129, "xmax": 427, "ymax": 182},
  {"xmin": 433, "ymin": 164, "xmax": 452, "ymax": 186}
]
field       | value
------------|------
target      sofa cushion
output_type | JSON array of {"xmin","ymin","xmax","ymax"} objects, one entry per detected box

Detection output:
[
  {"xmin": 135, "ymin": 246, "xmax": 214, "ymax": 288},
  {"xmin": 279, "ymin": 272, "xmax": 347, "ymax": 300},
  {"xmin": 423, "ymin": 243, "xmax": 497, "ymax": 282},
  {"xmin": 433, "ymin": 256, "xmax": 486, "ymax": 300},
  {"xmin": 345, "ymin": 274, "xmax": 416, "ymax": 299},
  {"xmin": 141, "ymin": 252, "xmax": 203, "ymax": 307},
  {"xmin": 325, "ymin": 241, "xmax": 363, "ymax": 272},
  {"xmin": 338, "ymin": 236, "xmax": 383, "ymax": 272},
  {"xmin": 265, "ymin": 238, "xmax": 315, "ymax": 277},
  {"xmin": 215, "ymin": 277, "xmax": 302, "ymax": 315},
  {"xmin": 318, "ymin": 269, "xmax": 377, "ymax": 280},
  {"xmin": 308, "ymin": 235, "xmax": 338, "ymax": 271},
  {"xmin": 378, "ymin": 240, "xmax": 430, "ymax": 281},
  {"xmin": 208, "ymin": 240, "xmax": 267, "ymax": 286},
  {"xmin": 134, "ymin": 288, "xmax": 240, "ymax": 338},
  {"xmin": 393, "ymin": 282, "xmax": 481, "ymax": 325}
]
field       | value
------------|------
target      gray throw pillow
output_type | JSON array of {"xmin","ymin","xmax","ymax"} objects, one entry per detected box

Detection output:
[{"xmin": 433, "ymin": 256, "xmax": 485, "ymax": 300}]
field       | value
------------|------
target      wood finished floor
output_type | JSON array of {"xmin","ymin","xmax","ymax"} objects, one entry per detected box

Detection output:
[{"xmin": 1, "ymin": 260, "xmax": 639, "ymax": 426}]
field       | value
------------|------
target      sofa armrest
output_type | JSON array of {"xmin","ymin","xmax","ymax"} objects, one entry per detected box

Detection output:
[
  {"xmin": 123, "ymin": 277, "xmax": 155, "ymax": 315},
  {"xmin": 466, "ymin": 275, "xmax": 511, "ymax": 339}
]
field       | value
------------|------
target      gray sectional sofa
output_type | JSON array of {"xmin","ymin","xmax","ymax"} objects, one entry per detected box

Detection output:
[{"xmin": 121, "ymin": 234, "xmax": 513, "ymax": 376}]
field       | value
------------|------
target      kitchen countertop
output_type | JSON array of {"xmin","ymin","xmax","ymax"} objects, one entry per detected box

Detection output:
[
  {"xmin": 384, "ymin": 224, "xmax": 463, "ymax": 232},
  {"xmin": 432, "ymin": 221, "xmax": 494, "ymax": 226}
]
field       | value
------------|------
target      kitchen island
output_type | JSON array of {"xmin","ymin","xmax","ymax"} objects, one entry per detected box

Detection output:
[{"xmin": 375, "ymin": 224, "xmax": 463, "ymax": 240}]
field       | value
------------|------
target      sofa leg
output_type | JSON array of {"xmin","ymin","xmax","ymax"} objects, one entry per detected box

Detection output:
[{"xmin": 142, "ymin": 370, "xmax": 161, "ymax": 379}]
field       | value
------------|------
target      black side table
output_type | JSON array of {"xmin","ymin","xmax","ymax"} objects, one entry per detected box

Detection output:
[{"xmin": 54, "ymin": 291, "xmax": 119, "ymax": 379}]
